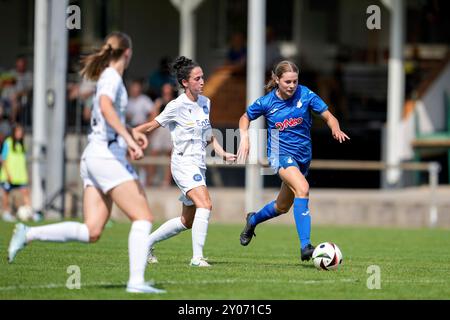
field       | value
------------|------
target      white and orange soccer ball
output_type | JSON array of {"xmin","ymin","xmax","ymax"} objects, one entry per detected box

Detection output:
[{"xmin": 312, "ymin": 242, "xmax": 343, "ymax": 271}]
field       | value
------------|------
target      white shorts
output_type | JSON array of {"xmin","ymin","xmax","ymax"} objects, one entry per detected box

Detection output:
[
  {"xmin": 80, "ymin": 156, "xmax": 139, "ymax": 194},
  {"xmin": 171, "ymin": 163, "xmax": 206, "ymax": 206}
]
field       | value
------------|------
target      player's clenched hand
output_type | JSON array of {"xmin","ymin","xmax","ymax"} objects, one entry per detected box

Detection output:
[
  {"xmin": 223, "ymin": 152, "xmax": 237, "ymax": 163},
  {"xmin": 127, "ymin": 140, "xmax": 144, "ymax": 160},
  {"xmin": 332, "ymin": 129, "xmax": 350, "ymax": 143},
  {"xmin": 131, "ymin": 128, "xmax": 148, "ymax": 149},
  {"xmin": 237, "ymin": 137, "xmax": 249, "ymax": 164}
]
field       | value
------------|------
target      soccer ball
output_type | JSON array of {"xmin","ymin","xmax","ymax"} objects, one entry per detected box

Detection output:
[
  {"xmin": 17, "ymin": 205, "xmax": 33, "ymax": 222},
  {"xmin": 312, "ymin": 242, "xmax": 343, "ymax": 271}
]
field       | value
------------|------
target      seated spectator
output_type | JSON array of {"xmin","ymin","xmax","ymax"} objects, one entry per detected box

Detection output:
[{"xmin": 0, "ymin": 56, "xmax": 33, "ymax": 124}]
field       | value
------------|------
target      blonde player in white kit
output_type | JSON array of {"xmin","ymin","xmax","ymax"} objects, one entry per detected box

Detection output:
[
  {"xmin": 7, "ymin": 32, "xmax": 165, "ymax": 294},
  {"xmin": 135, "ymin": 56, "xmax": 236, "ymax": 267}
]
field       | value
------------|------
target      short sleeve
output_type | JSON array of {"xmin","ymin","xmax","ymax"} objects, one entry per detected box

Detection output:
[
  {"xmin": 96, "ymin": 71, "xmax": 121, "ymax": 101},
  {"xmin": 246, "ymin": 97, "xmax": 266, "ymax": 121},
  {"xmin": 309, "ymin": 91, "xmax": 328, "ymax": 115},
  {"xmin": 155, "ymin": 101, "xmax": 178, "ymax": 127},
  {"xmin": 1, "ymin": 140, "xmax": 10, "ymax": 160}
]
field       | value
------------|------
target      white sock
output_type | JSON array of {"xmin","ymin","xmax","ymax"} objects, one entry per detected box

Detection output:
[
  {"xmin": 148, "ymin": 217, "xmax": 187, "ymax": 247},
  {"xmin": 192, "ymin": 208, "xmax": 211, "ymax": 259},
  {"xmin": 128, "ymin": 220, "xmax": 152, "ymax": 285},
  {"xmin": 26, "ymin": 222, "xmax": 89, "ymax": 243}
]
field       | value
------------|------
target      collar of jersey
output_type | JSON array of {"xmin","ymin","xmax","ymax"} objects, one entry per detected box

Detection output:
[{"xmin": 180, "ymin": 93, "xmax": 201, "ymax": 106}]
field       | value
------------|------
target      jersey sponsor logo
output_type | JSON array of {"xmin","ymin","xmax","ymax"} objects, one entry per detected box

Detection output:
[
  {"xmin": 202, "ymin": 106, "xmax": 209, "ymax": 114},
  {"xmin": 196, "ymin": 119, "xmax": 211, "ymax": 127},
  {"xmin": 275, "ymin": 117, "xmax": 303, "ymax": 131},
  {"xmin": 193, "ymin": 174, "xmax": 203, "ymax": 182}
]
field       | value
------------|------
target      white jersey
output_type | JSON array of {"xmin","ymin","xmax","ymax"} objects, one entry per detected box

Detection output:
[
  {"xmin": 86, "ymin": 67, "xmax": 128, "ymax": 158},
  {"xmin": 155, "ymin": 93, "xmax": 212, "ymax": 169}
]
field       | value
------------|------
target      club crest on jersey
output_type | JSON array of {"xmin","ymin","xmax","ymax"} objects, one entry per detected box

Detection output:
[
  {"xmin": 275, "ymin": 117, "xmax": 303, "ymax": 131},
  {"xmin": 202, "ymin": 106, "xmax": 209, "ymax": 114},
  {"xmin": 296, "ymin": 100, "xmax": 303, "ymax": 108},
  {"xmin": 193, "ymin": 174, "xmax": 203, "ymax": 182}
]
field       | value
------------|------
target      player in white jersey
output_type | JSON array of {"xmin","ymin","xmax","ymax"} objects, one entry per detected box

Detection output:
[
  {"xmin": 7, "ymin": 32, "xmax": 165, "ymax": 294},
  {"xmin": 135, "ymin": 56, "xmax": 236, "ymax": 267}
]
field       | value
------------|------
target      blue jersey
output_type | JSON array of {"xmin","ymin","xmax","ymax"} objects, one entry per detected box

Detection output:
[{"xmin": 246, "ymin": 85, "xmax": 328, "ymax": 165}]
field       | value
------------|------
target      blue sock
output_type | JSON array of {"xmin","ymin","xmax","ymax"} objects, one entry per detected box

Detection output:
[
  {"xmin": 293, "ymin": 198, "xmax": 311, "ymax": 250},
  {"xmin": 249, "ymin": 201, "xmax": 278, "ymax": 227}
]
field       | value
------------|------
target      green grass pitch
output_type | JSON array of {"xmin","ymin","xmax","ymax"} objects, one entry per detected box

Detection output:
[{"xmin": 1, "ymin": 220, "xmax": 449, "ymax": 299}]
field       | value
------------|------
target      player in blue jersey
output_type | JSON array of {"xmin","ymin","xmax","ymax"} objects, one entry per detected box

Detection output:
[{"xmin": 237, "ymin": 60, "xmax": 349, "ymax": 262}]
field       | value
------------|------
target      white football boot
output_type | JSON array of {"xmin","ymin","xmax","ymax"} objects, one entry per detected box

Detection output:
[
  {"xmin": 189, "ymin": 257, "xmax": 211, "ymax": 267},
  {"xmin": 126, "ymin": 281, "xmax": 166, "ymax": 294},
  {"xmin": 8, "ymin": 223, "xmax": 29, "ymax": 263}
]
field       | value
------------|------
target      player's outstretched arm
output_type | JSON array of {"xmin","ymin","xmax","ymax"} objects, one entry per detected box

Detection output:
[
  {"xmin": 320, "ymin": 110, "xmax": 350, "ymax": 143},
  {"xmin": 237, "ymin": 113, "xmax": 251, "ymax": 163},
  {"xmin": 210, "ymin": 135, "xmax": 237, "ymax": 162},
  {"xmin": 134, "ymin": 119, "xmax": 161, "ymax": 136}
]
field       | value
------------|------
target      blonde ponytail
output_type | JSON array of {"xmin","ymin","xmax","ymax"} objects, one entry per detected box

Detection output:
[
  {"xmin": 80, "ymin": 31, "xmax": 132, "ymax": 81},
  {"xmin": 264, "ymin": 72, "xmax": 278, "ymax": 93}
]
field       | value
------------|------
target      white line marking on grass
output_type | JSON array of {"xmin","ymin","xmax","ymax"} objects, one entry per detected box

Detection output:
[
  {"xmin": 1, "ymin": 278, "xmax": 447, "ymax": 292},
  {"xmin": 0, "ymin": 281, "xmax": 127, "ymax": 292},
  {"xmin": 0, "ymin": 278, "xmax": 358, "ymax": 291}
]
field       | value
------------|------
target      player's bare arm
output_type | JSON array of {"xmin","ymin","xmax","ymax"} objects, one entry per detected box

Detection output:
[
  {"xmin": 210, "ymin": 135, "xmax": 237, "ymax": 162},
  {"xmin": 320, "ymin": 110, "xmax": 350, "ymax": 143},
  {"xmin": 135, "ymin": 119, "xmax": 161, "ymax": 136},
  {"xmin": 99, "ymin": 95, "xmax": 143, "ymax": 160},
  {"xmin": 237, "ymin": 113, "xmax": 251, "ymax": 163}
]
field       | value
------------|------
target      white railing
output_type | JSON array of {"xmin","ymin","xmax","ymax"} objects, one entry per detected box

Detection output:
[{"xmin": 131, "ymin": 157, "xmax": 441, "ymax": 228}]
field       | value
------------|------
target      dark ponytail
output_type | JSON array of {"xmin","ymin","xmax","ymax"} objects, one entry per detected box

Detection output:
[{"xmin": 171, "ymin": 56, "xmax": 199, "ymax": 89}]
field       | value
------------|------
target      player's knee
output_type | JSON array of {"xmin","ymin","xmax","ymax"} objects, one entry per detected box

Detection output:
[
  {"xmin": 181, "ymin": 216, "xmax": 193, "ymax": 229},
  {"xmin": 293, "ymin": 184, "xmax": 309, "ymax": 198},
  {"xmin": 196, "ymin": 200, "xmax": 212, "ymax": 211}
]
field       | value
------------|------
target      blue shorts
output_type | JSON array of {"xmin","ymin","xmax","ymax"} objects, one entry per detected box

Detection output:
[
  {"xmin": 1, "ymin": 182, "xmax": 28, "ymax": 193},
  {"xmin": 268, "ymin": 155, "xmax": 310, "ymax": 176}
]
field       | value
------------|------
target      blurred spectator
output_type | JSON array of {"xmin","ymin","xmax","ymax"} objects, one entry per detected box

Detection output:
[
  {"xmin": 126, "ymin": 79, "xmax": 156, "ymax": 186},
  {"xmin": 265, "ymin": 27, "xmax": 282, "ymax": 74},
  {"xmin": 67, "ymin": 78, "xmax": 96, "ymax": 129},
  {"xmin": 146, "ymin": 83, "xmax": 175, "ymax": 188},
  {"xmin": 126, "ymin": 79, "xmax": 155, "ymax": 127},
  {"xmin": 0, "ymin": 124, "xmax": 35, "ymax": 222},
  {"xmin": 147, "ymin": 57, "xmax": 176, "ymax": 99},
  {"xmin": 224, "ymin": 32, "xmax": 247, "ymax": 74},
  {"xmin": 0, "ymin": 56, "xmax": 33, "ymax": 124},
  {"xmin": 0, "ymin": 106, "xmax": 12, "ymax": 149}
]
